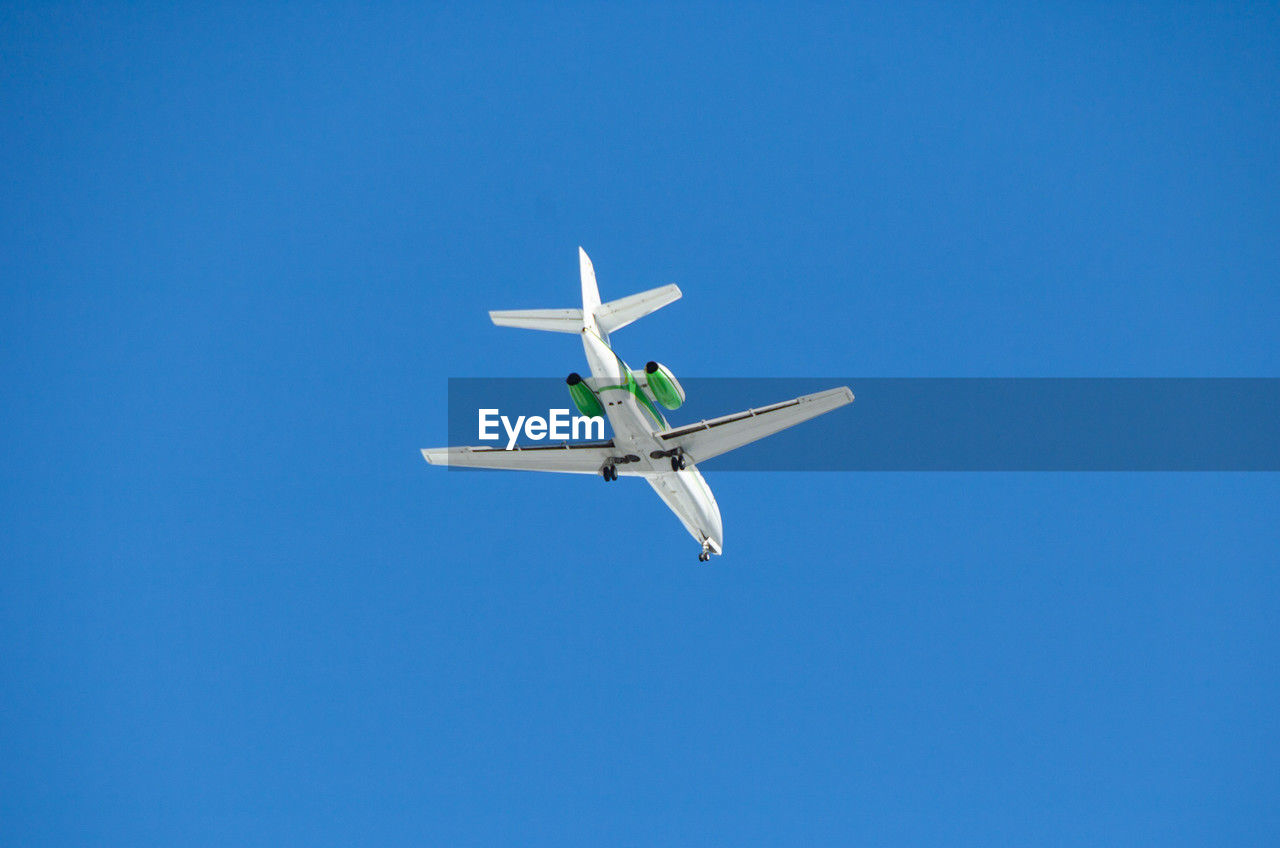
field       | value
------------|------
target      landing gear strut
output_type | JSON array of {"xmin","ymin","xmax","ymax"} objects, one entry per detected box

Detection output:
[
  {"xmin": 601, "ymin": 455, "xmax": 639, "ymax": 482},
  {"xmin": 697, "ymin": 541, "xmax": 712, "ymax": 562}
]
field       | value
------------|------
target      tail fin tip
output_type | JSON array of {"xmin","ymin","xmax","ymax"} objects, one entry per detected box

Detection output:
[{"xmin": 578, "ymin": 246, "xmax": 601, "ymax": 315}]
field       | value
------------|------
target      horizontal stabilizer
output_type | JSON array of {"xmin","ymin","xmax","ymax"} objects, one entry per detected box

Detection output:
[
  {"xmin": 489, "ymin": 307, "xmax": 584, "ymax": 333},
  {"xmin": 490, "ymin": 249, "xmax": 679, "ymax": 336},
  {"xmin": 595, "ymin": 284, "xmax": 682, "ymax": 334}
]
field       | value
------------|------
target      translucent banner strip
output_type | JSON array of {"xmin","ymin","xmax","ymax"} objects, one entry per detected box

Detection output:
[{"xmin": 442, "ymin": 378, "xmax": 1280, "ymax": 471}]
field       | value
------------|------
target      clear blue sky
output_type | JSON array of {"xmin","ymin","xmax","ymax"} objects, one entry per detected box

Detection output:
[{"xmin": 3, "ymin": 3, "xmax": 1278, "ymax": 845}]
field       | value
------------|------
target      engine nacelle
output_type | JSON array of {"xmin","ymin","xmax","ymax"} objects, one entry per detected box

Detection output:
[
  {"xmin": 566, "ymin": 372, "xmax": 604, "ymax": 418},
  {"xmin": 644, "ymin": 361, "xmax": 686, "ymax": 410}
]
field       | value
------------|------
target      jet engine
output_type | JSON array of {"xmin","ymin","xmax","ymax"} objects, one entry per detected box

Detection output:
[
  {"xmin": 566, "ymin": 373, "xmax": 604, "ymax": 418},
  {"xmin": 644, "ymin": 361, "xmax": 686, "ymax": 410}
]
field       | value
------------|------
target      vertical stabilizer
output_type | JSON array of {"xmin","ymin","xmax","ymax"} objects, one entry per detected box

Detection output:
[{"xmin": 579, "ymin": 247, "xmax": 603, "ymax": 337}]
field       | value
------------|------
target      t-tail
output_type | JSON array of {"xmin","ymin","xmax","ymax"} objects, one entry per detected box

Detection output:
[{"xmin": 489, "ymin": 247, "xmax": 681, "ymax": 344}]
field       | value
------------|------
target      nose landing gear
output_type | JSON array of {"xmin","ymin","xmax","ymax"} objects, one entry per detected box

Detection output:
[{"xmin": 697, "ymin": 541, "xmax": 713, "ymax": 562}]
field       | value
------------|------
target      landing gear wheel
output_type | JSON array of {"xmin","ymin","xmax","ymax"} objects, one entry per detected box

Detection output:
[
  {"xmin": 677, "ymin": 454, "xmax": 686, "ymax": 470},
  {"xmin": 671, "ymin": 456, "xmax": 680, "ymax": 472}
]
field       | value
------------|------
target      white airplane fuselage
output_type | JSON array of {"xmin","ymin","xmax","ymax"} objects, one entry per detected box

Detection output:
[{"xmin": 581, "ymin": 327, "xmax": 723, "ymax": 555}]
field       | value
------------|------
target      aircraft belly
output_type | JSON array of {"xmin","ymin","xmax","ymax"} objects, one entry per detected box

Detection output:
[
  {"xmin": 646, "ymin": 469, "xmax": 723, "ymax": 553},
  {"xmin": 582, "ymin": 329, "xmax": 623, "ymax": 384},
  {"xmin": 605, "ymin": 403, "xmax": 653, "ymax": 456}
]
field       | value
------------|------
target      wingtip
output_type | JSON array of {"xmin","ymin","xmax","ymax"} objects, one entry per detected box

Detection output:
[{"xmin": 421, "ymin": 448, "xmax": 446, "ymax": 465}]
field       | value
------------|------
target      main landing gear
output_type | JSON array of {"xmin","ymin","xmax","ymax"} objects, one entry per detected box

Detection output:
[
  {"xmin": 600, "ymin": 455, "xmax": 640, "ymax": 483},
  {"xmin": 649, "ymin": 447, "xmax": 686, "ymax": 471}
]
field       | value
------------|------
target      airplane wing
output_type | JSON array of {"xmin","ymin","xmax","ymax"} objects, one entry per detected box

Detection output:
[
  {"xmin": 421, "ymin": 441, "xmax": 632, "ymax": 475},
  {"xmin": 658, "ymin": 387, "xmax": 853, "ymax": 464}
]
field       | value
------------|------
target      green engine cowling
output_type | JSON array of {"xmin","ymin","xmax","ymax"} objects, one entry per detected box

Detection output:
[
  {"xmin": 566, "ymin": 373, "xmax": 604, "ymax": 418},
  {"xmin": 644, "ymin": 361, "xmax": 686, "ymax": 410}
]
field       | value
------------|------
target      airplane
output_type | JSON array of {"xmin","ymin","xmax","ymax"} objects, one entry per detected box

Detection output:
[{"xmin": 421, "ymin": 248, "xmax": 853, "ymax": 562}]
